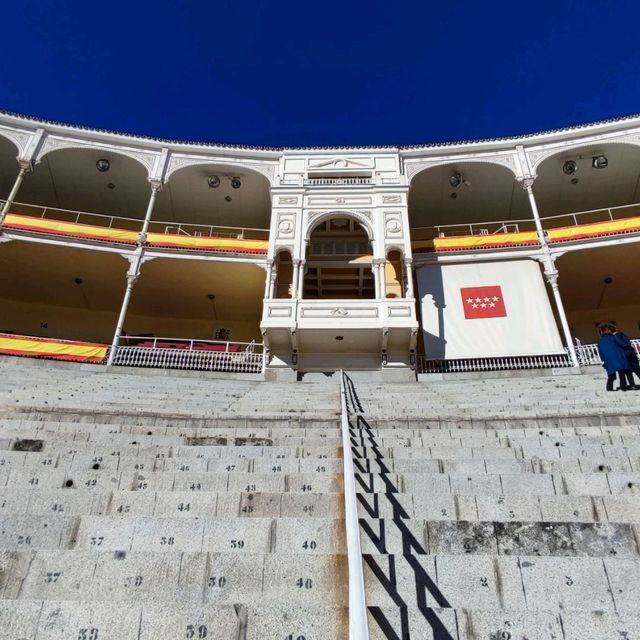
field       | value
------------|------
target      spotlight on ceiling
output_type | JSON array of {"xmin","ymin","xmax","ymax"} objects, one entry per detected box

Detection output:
[
  {"xmin": 562, "ymin": 160, "xmax": 577, "ymax": 175},
  {"xmin": 96, "ymin": 159, "xmax": 110, "ymax": 173},
  {"xmin": 207, "ymin": 175, "xmax": 221, "ymax": 189},
  {"xmin": 230, "ymin": 177, "xmax": 242, "ymax": 189},
  {"xmin": 449, "ymin": 172, "xmax": 462, "ymax": 188},
  {"xmin": 224, "ymin": 195, "xmax": 232, "ymax": 202},
  {"xmin": 592, "ymin": 155, "xmax": 608, "ymax": 169},
  {"xmin": 207, "ymin": 293, "xmax": 215, "ymax": 300},
  {"xmin": 603, "ymin": 277, "xmax": 613, "ymax": 284},
  {"xmin": 74, "ymin": 278, "xmax": 83, "ymax": 285}
]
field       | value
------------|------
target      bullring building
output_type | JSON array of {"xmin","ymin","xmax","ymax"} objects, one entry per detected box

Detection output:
[
  {"xmin": 0, "ymin": 110, "xmax": 638, "ymax": 375},
  {"xmin": 1, "ymin": 111, "xmax": 640, "ymax": 639}
]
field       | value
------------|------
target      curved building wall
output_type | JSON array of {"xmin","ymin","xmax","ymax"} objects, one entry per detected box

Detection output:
[{"xmin": 0, "ymin": 112, "xmax": 639, "ymax": 369}]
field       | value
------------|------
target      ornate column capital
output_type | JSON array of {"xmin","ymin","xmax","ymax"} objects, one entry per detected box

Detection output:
[{"xmin": 517, "ymin": 175, "xmax": 537, "ymax": 191}]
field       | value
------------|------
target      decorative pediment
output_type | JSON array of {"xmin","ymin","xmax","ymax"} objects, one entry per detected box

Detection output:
[{"xmin": 307, "ymin": 157, "xmax": 373, "ymax": 176}]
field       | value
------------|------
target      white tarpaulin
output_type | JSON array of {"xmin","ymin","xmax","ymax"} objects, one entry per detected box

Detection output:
[{"xmin": 417, "ymin": 260, "xmax": 564, "ymax": 359}]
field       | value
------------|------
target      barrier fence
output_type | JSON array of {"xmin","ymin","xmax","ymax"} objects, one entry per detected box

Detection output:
[
  {"xmin": 417, "ymin": 340, "xmax": 640, "ymax": 374},
  {"xmin": 110, "ymin": 337, "xmax": 265, "ymax": 374}
]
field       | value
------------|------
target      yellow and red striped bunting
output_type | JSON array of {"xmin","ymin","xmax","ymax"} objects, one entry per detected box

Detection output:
[
  {"xmin": 0, "ymin": 333, "xmax": 107, "ymax": 363},
  {"xmin": 412, "ymin": 216, "xmax": 640, "ymax": 253},
  {"xmin": 3, "ymin": 214, "xmax": 268, "ymax": 254}
]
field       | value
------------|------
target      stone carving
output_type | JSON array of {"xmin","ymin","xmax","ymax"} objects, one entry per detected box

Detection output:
[
  {"xmin": 330, "ymin": 307, "xmax": 349, "ymax": 317},
  {"xmin": 385, "ymin": 218, "xmax": 402, "ymax": 234},
  {"xmin": 278, "ymin": 219, "xmax": 294, "ymax": 234},
  {"xmin": 278, "ymin": 196, "xmax": 298, "ymax": 205},
  {"xmin": 382, "ymin": 195, "xmax": 402, "ymax": 204}
]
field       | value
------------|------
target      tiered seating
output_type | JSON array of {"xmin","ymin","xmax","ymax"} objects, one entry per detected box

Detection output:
[
  {"xmin": 0, "ymin": 357, "xmax": 346, "ymax": 639},
  {"xmin": 1, "ymin": 355, "xmax": 640, "ymax": 639},
  {"xmin": 351, "ymin": 376, "xmax": 640, "ymax": 639}
]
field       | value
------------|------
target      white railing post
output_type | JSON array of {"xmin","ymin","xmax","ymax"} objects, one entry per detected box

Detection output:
[{"xmin": 339, "ymin": 371, "xmax": 370, "ymax": 640}]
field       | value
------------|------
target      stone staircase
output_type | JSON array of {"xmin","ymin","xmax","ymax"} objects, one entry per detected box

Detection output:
[
  {"xmin": 0, "ymin": 356, "xmax": 639, "ymax": 639},
  {"xmin": 0, "ymin": 357, "xmax": 346, "ymax": 639},
  {"xmin": 348, "ymin": 374, "xmax": 640, "ymax": 639}
]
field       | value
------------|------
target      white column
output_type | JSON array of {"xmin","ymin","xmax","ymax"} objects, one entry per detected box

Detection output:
[
  {"xmin": 137, "ymin": 182, "xmax": 162, "ymax": 243},
  {"xmin": 264, "ymin": 260, "xmax": 274, "ymax": 299},
  {"xmin": 404, "ymin": 258, "xmax": 415, "ymax": 299},
  {"xmin": 269, "ymin": 267, "xmax": 277, "ymax": 299},
  {"xmin": 521, "ymin": 177, "xmax": 579, "ymax": 368},
  {"xmin": 297, "ymin": 259, "xmax": 305, "ymax": 299},
  {"xmin": 375, "ymin": 260, "xmax": 386, "ymax": 299},
  {"xmin": 291, "ymin": 259, "xmax": 301, "ymax": 298},
  {"xmin": 0, "ymin": 165, "xmax": 29, "ymax": 227},
  {"xmin": 106, "ymin": 249, "xmax": 143, "ymax": 367},
  {"xmin": 106, "ymin": 183, "xmax": 161, "ymax": 366}
]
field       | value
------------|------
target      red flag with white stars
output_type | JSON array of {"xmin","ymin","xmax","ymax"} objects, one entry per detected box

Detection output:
[{"xmin": 460, "ymin": 285, "xmax": 507, "ymax": 319}]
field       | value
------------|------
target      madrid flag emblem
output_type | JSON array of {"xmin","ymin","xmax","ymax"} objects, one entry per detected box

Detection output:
[{"xmin": 460, "ymin": 285, "xmax": 507, "ymax": 319}]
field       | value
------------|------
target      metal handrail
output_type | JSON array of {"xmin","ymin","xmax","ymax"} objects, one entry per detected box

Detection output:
[
  {"xmin": 120, "ymin": 335, "xmax": 263, "ymax": 352},
  {"xmin": 412, "ymin": 201, "xmax": 640, "ymax": 239},
  {"xmin": 3, "ymin": 200, "xmax": 269, "ymax": 239},
  {"xmin": 339, "ymin": 371, "xmax": 370, "ymax": 640}
]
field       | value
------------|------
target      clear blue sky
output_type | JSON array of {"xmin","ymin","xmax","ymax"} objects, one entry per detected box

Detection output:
[{"xmin": 1, "ymin": 1, "xmax": 639, "ymax": 147}]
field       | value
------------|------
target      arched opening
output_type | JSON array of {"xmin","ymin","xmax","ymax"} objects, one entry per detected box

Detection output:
[
  {"xmin": 14, "ymin": 148, "xmax": 150, "ymax": 227},
  {"xmin": 275, "ymin": 250, "xmax": 293, "ymax": 298},
  {"xmin": 303, "ymin": 216, "xmax": 374, "ymax": 299},
  {"xmin": 156, "ymin": 163, "xmax": 271, "ymax": 235},
  {"xmin": 385, "ymin": 250, "xmax": 404, "ymax": 298},
  {"xmin": 534, "ymin": 143, "xmax": 640, "ymax": 226},
  {"xmin": 408, "ymin": 162, "xmax": 530, "ymax": 239},
  {"xmin": 556, "ymin": 244, "xmax": 640, "ymax": 344}
]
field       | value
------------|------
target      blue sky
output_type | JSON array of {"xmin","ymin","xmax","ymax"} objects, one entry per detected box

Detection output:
[{"xmin": 1, "ymin": 1, "xmax": 639, "ymax": 146}]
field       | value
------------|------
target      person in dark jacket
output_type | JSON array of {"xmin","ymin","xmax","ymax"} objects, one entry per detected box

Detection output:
[
  {"xmin": 613, "ymin": 328, "xmax": 640, "ymax": 385},
  {"xmin": 597, "ymin": 323, "xmax": 634, "ymax": 391}
]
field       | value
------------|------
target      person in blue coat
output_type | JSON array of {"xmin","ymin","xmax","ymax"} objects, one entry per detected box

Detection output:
[
  {"xmin": 613, "ymin": 328, "xmax": 640, "ymax": 385},
  {"xmin": 597, "ymin": 323, "xmax": 635, "ymax": 391}
]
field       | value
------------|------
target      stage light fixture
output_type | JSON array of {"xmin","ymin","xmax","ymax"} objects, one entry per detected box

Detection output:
[
  {"xmin": 449, "ymin": 172, "xmax": 462, "ymax": 188},
  {"xmin": 96, "ymin": 159, "xmax": 110, "ymax": 172},
  {"xmin": 562, "ymin": 160, "xmax": 577, "ymax": 175},
  {"xmin": 231, "ymin": 177, "xmax": 241, "ymax": 189},
  {"xmin": 207, "ymin": 175, "xmax": 221, "ymax": 189},
  {"xmin": 592, "ymin": 155, "xmax": 608, "ymax": 169}
]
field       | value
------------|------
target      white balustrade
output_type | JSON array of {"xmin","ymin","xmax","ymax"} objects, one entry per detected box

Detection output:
[
  {"xmin": 110, "ymin": 338, "xmax": 265, "ymax": 374},
  {"xmin": 418, "ymin": 339, "xmax": 640, "ymax": 374}
]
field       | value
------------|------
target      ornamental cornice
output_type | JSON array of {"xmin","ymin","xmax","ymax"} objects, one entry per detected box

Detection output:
[
  {"xmin": 405, "ymin": 153, "xmax": 519, "ymax": 182},
  {"xmin": 37, "ymin": 136, "xmax": 157, "ymax": 174},
  {"xmin": 166, "ymin": 155, "xmax": 276, "ymax": 183},
  {"xmin": 527, "ymin": 132, "xmax": 640, "ymax": 173}
]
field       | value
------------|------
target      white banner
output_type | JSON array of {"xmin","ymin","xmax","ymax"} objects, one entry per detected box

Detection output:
[{"xmin": 417, "ymin": 260, "xmax": 564, "ymax": 359}]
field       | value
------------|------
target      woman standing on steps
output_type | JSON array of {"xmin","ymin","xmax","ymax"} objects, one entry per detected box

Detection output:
[{"xmin": 597, "ymin": 323, "xmax": 636, "ymax": 392}]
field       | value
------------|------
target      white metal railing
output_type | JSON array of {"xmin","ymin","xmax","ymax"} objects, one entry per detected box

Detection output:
[
  {"xmin": 417, "ymin": 339, "xmax": 640, "ymax": 374},
  {"xmin": 412, "ymin": 200, "xmax": 640, "ymax": 240},
  {"xmin": 304, "ymin": 177, "xmax": 372, "ymax": 186},
  {"xmin": 3, "ymin": 200, "xmax": 269, "ymax": 240},
  {"xmin": 110, "ymin": 337, "xmax": 265, "ymax": 374},
  {"xmin": 339, "ymin": 371, "xmax": 370, "ymax": 640}
]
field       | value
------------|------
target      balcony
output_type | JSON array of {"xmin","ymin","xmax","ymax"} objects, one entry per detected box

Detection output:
[
  {"xmin": 261, "ymin": 298, "xmax": 416, "ymax": 329},
  {"xmin": 411, "ymin": 201, "xmax": 640, "ymax": 254},
  {"xmin": 1, "ymin": 201, "xmax": 269, "ymax": 256}
]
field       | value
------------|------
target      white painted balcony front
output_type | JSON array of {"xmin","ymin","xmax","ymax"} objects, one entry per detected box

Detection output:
[{"xmin": 261, "ymin": 298, "xmax": 416, "ymax": 329}]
